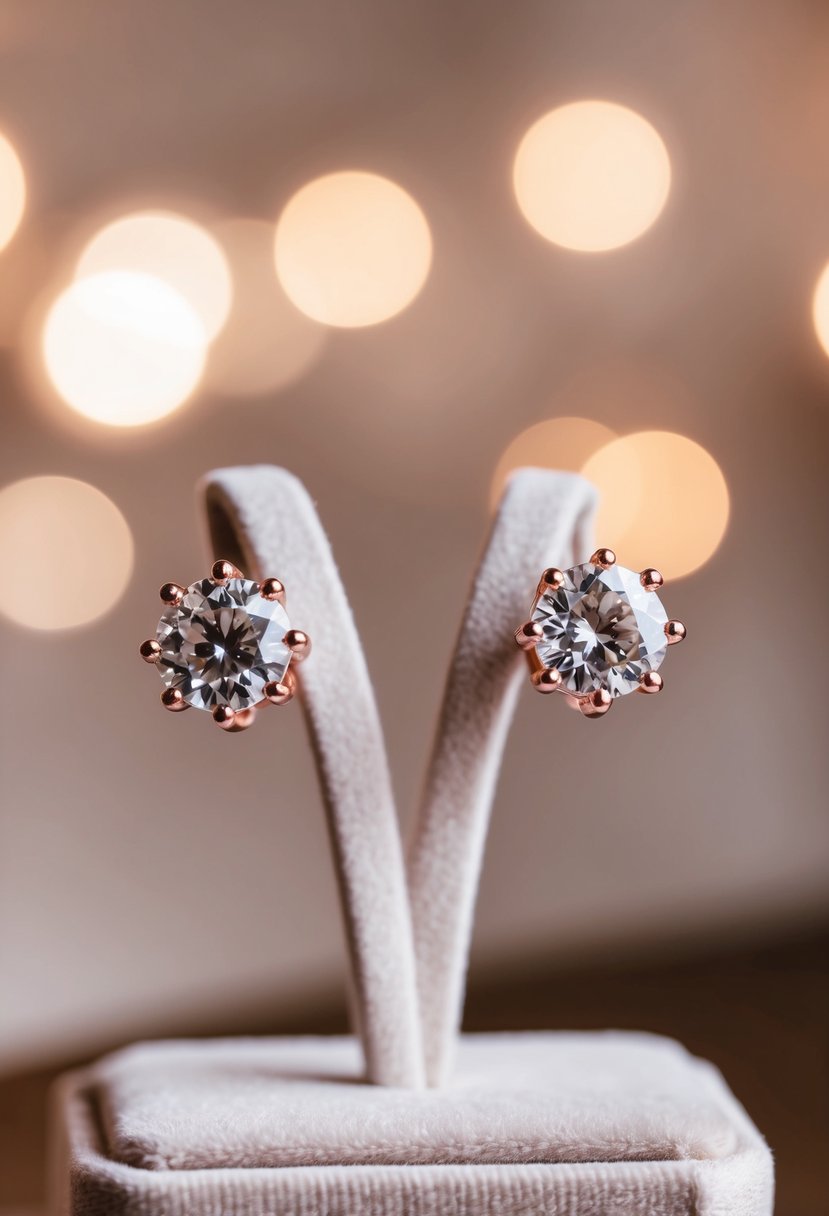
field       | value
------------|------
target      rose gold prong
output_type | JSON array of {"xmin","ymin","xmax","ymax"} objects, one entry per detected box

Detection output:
[
  {"xmin": 284, "ymin": 629, "xmax": 311, "ymax": 662},
  {"xmin": 665, "ymin": 620, "xmax": 686, "ymax": 645},
  {"xmin": 638, "ymin": 671, "xmax": 664, "ymax": 694},
  {"xmin": 139, "ymin": 639, "xmax": 160, "ymax": 663},
  {"xmin": 228, "ymin": 706, "xmax": 257, "ymax": 732},
  {"xmin": 640, "ymin": 568, "xmax": 664, "ymax": 592},
  {"xmin": 160, "ymin": 582, "xmax": 185, "ymax": 606},
  {"xmin": 578, "ymin": 688, "xmax": 613, "ymax": 718},
  {"xmin": 211, "ymin": 559, "xmax": 241, "ymax": 585},
  {"xmin": 540, "ymin": 567, "xmax": 565, "ymax": 591},
  {"xmin": 260, "ymin": 577, "xmax": 286, "ymax": 604},
  {"xmin": 265, "ymin": 669, "xmax": 297, "ymax": 705},
  {"xmin": 515, "ymin": 620, "xmax": 543, "ymax": 650},
  {"xmin": 590, "ymin": 548, "xmax": 616, "ymax": 569},
  {"xmin": 531, "ymin": 668, "xmax": 562, "ymax": 693},
  {"xmin": 161, "ymin": 688, "xmax": 188, "ymax": 712},
  {"xmin": 213, "ymin": 705, "xmax": 237, "ymax": 730}
]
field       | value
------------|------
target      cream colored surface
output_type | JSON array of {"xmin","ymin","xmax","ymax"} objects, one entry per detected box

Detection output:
[{"xmin": 52, "ymin": 1033, "xmax": 774, "ymax": 1214}]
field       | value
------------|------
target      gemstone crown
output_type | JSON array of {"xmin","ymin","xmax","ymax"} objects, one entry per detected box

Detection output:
[
  {"xmin": 156, "ymin": 576, "xmax": 292, "ymax": 711},
  {"xmin": 531, "ymin": 561, "xmax": 668, "ymax": 698}
]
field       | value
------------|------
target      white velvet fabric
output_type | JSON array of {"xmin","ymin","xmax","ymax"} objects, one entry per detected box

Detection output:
[
  {"xmin": 201, "ymin": 467, "xmax": 423, "ymax": 1088},
  {"xmin": 407, "ymin": 468, "xmax": 597, "ymax": 1084},
  {"xmin": 95, "ymin": 1033, "xmax": 738, "ymax": 1168},
  {"xmin": 47, "ymin": 466, "xmax": 775, "ymax": 1215},
  {"xmin": 52, "ymin": 1033, "xmax": 774, "ymax": 1215}
]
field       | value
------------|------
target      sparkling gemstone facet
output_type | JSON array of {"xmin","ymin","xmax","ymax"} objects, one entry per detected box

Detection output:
[
  {"xmin": 156, "ymin": 577, "xmax": 292, "ymax": 711},
  {"xmin": 532, "ymin": 562, "xmax": 668, "ymax": 698}
]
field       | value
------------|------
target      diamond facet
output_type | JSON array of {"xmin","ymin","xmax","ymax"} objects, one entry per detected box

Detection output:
[
  {"xmin": 531, "ymin": 562, "xmax": 668, "ymax": 698},
  {"xmin": 156, "ymin": 577, "xmax": 292, "ymax": 711}
]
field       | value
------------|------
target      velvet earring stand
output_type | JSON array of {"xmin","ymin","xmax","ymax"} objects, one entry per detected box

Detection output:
[{"xmin": 50, "ymin": 466, "xmax": 774, "ymax": 1216}]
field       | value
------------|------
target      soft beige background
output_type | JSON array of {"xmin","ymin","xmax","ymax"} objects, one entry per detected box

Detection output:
[{"xmin": 1, "ymin": 0, "xmax": 828, "ymax": 1070}]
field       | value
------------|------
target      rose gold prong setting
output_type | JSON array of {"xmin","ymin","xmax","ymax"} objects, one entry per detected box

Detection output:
[
  {"xmin": 540, "ymin": 567, "xmax": 565, "ymax": 591},
  {"xmin": 160, "ymin": 582, "xmax": 185, "ymax": 606},
  {"xmin": 259, "ymin": 577, "xmax": 286, "ymax": 604},
  {"xmin": 640, "ymin": 568, "xmax": 664, "ymax": 592},
  {"xmin": 515, "ymin": 620, "xmax": 543, "ymax": 650},
  {"xmin": 284, "ymin": 629, "xmax": 311, "ymax": 662},
  {"xmin": 520, "ymin": 554, "xmax": 682, "ymax": 719},
  {"xmin": 211, "ymin": 559, "xmax": 241, "ymax": 585},
  {"xmin": 665, "ymin": 620, "xmax": 686, "ymax": 645},
  {"xmin": 265, "ymin": 669, "xmax": 297, "ymax": 706},
  {"xmin": 139, "ymin": 639, "xmax": 160, "ymax": 663},
  {"xmin": 161, "ymin": 688, "xmax": 188, "ymax": 712},
  {"xmin": 229, "ymin": 707, "xmax": 257, "ymax": 732},
  {"xmin": 146, "ymin": 563, "xmax": 305, "ymax": 732},
  {"xmin": 531, "ymin": 668, "xmax": 562, "ymax": 694},
  {"xmin": 578, "ymin": 688, "xmax": 613, "ymax": 718},
  {"xmin": 213, "ymin": 705, "xmax": 237, "ymax": 730}
]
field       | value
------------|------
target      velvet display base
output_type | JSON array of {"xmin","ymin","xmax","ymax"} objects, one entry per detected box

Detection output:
[{"xmin": 51, "ymin": 1032, "xmax": 773, "ymax": 1215}]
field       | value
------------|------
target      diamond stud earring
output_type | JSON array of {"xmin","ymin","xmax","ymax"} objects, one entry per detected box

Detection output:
[
  {"xmin": 515, "ymin": 547, "xmax": 685, "ymax": 719},
  {"xmin": 139, "ymin": 559, "xmax": 311, "ymax": 733}
]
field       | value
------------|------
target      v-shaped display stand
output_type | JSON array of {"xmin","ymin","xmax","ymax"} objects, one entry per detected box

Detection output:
[{"xmin": 50, "ymin": 466, "xmax": 773, "ymax": 1216}]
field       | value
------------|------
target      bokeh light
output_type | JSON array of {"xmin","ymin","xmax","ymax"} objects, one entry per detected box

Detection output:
[
  {"xmin": 491, "ymin": 416, "xmax": 617, "ymax": 509},
  {"xmin": 811, "ymin": 261, "xmax": 829, "ymax": 359},
  {"xmin": 582, "ymin": 431, "xmax": 729, "ymax": 579},
  {"xmin": 0, "ymin": 476, "xmax": 133, "ymax": 630},
  {"xmin": 0, "ymin": 131, "xmax": 25, "ymax": 252},
  {"xmin": 207, "ymin": 218, "xmax": 326, "ymax": 397},
  {"xmin": 76, "ymin": 211, "xmax": 232, "ymax": 340},
  {"xmin": 513, "ymin": 101, "xmax": 671, "ymax": 251},
  {"xmin": 274, "ymin": 171, "xmax": 432, "ymax": 327},
  {"xmin": 42, "ymin": 271, "xmax": 207, "ymax": 427}
]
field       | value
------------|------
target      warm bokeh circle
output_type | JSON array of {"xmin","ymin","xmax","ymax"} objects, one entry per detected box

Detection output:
[
  {"xmin": 581, "ymin": 430, "xmax": 729, "ymax": 579},
  {"xmin": 42, "ymin": 271, "xmax": 207, "ymax": 427},
  {"xmin": 274, "ymin": 171, "xmax": 432, "ymax": 327},
  {"xmin": 76, "ymin": 211, "xmax": 232, "ymax": 341},
  {"xmin": 811, "ymin": 261, "xmax": 829, "ymax": 359},
  {"xmin": 0, "ymin": 476, "xmax": 133, "ymax": 630},
  {"xmin": 0, "ymin": 130, "xmax": 26, "ymax": 252},
  {"xmin": 490, "ymin": 415, "xmax": 618, "ymax": 510},
  {"xmin": 513, "ymin": 100, "xmax": 671, "ymax": 252}
]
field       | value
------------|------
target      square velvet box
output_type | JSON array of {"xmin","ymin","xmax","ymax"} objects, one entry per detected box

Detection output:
[{"xmin": 52, "ymin": 1032, "xmax": 773, "ymax": 1215}]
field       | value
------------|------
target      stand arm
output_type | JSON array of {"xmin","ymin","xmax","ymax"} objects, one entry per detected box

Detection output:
[
  {"xmin": 407, "ymin": 468, "xmax": 596, "ymax": 1085},
  {"xmin": 201, "ymin": 465, "xmax": 424, "ymax": 1088}
]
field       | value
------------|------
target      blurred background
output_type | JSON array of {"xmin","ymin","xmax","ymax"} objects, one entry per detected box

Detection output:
[{"xmin": 1, "ymin": 2, "xmax": 828, "ymax": 1212}]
